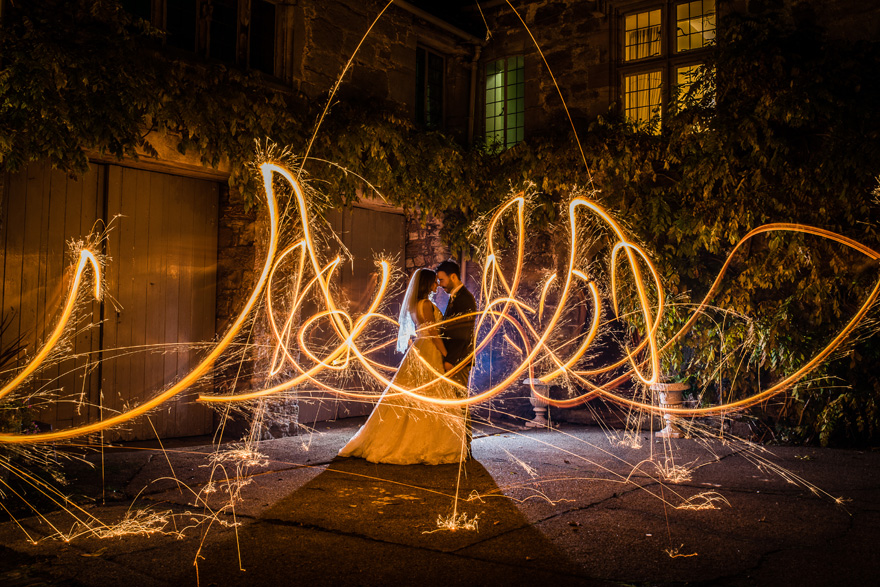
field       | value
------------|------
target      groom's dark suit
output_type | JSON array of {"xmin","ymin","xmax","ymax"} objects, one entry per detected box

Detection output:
[
  {"xmin": 440, "ymin": 285, "xmax": 477, "ymax": 387},
  {"xmin": 440, "ymin": 283, "xmax": 476, "ymax": 455}
]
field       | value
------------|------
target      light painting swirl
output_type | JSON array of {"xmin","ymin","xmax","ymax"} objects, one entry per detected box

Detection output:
[{"xmin": 1, "ymin": 160, "xmax": 878, "ymax": 444}]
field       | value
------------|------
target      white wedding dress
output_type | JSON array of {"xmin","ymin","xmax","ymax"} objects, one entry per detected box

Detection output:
[{"xmin": 339, "ymin": 302, "xmax": 467, "ymax": 465}]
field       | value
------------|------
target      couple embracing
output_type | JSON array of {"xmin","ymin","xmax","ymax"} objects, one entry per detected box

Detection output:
[{"xmin": 339, "ymin": 260, "xmax": 477, "ymax": 465}]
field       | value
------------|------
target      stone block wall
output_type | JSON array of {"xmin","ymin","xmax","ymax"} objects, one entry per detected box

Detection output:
[
  {"xmin": 405, "ymin": 211, "xmax": 452, "ymax": 273},
  {"xmin": 214, "ymin": 185, "xmax": 257, "ymax": 403},
  {"xmin": 293, "ymin": 0, "xmax": 477, "ymax": 141},
  {"xmin": 477, "ymin": 1, "xmax": 612, "ymax": 132}
]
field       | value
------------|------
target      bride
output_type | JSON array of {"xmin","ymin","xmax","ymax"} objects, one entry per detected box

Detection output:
[{"xmin": 338, "ymin": 268, "xmax": 468, "ymax": 464}]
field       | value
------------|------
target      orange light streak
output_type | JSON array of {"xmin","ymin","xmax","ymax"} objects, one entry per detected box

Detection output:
[
  {"xmin": 0, "ymin": 162, "xmax": 282, "ymax": 443},
  {"xmin": 0, "ymin": 250, "xmax": 101, "ymax": 402},
  {"xmin": 2, "ymin": 161, "xmax": 879, "ymax": 440}
]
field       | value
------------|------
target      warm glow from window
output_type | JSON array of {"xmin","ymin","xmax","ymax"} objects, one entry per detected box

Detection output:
[
  {"xmin": 677, "ymin": 0, "xmax": 716, "ymax": 52},
  {"xmin": 675, "ymin": 64, "xmax": 703, "ymax": 104},
  {"xmin": 624, "ymin": 9, "xmax": 661, "ymax": 61},
  {"xmin": 624, "ymin": 71, "xmax": 662, "ymax": 128}
]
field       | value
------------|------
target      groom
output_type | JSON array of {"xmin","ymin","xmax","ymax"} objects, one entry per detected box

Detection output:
[{"xmin": 435, "ymin": 260, "xmax": 477, "ymax": 452}]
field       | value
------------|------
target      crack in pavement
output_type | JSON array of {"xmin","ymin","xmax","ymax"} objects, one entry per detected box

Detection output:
[{"xmin": 257, "ymin": 516, "xmax": 602, "ymax": 582}]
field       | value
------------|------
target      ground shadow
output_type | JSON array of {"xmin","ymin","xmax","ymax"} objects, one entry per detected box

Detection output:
[{"xmin": 187, "ymin": 456, "xmax": 604, "ymax": 586}]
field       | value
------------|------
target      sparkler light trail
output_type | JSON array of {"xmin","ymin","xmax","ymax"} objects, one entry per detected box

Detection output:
[
  {"xmin": 0, "ymin": 249, "xmax": 101, "ymax": 402},
  {"xmin": 1, "ymin": 163, "xmax": 878, "ymax": 443},
  {"xmin": 2, "ymin": 2, "xmax": 875, "ymax": 579},
  {"xmin": 0, "ymin": 162, "xmax": 279, "ymax": 444}
]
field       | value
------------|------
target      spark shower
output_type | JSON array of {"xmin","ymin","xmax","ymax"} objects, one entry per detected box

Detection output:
[{"xmin": 2, "ymin": 160, "xmax": 878, "ymax": 446}]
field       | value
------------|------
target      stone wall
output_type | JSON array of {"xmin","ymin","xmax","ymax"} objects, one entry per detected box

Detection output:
[
  {"xmin": 215, "ymin": 185, "xmax": 258, "ymax": 348},
  {"xmin": 293, "ymin": 0, "xmax": 478, "ymax": 142},
  {"xmin": 477, "ymin": 1, "xmax": 611, "ymax": 130},
  {"xmin": 212, "ymin": 185, "xmax": 258, "ymax": 437},
  {"xmin": 405, "ymin": 211, "xmax": 452, "ymax": 273}
]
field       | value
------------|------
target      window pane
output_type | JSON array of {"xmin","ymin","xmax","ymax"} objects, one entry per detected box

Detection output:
[
  {"xmin": 209, "ymin": 0, "xmax": 237, "ymax": 63},
  {"xmin": 675, "ymin": 64, "xmax": 700, "ymax": 105},
  {"xmin": 419, "ymin": 50, "xmax": 444, "ymax": 128},
  {"xmin": 623, "ymin": 71, "xmax": 662, "ymax": 129},
  {"xmin": 624, "ymin": 9, "xmax": 662, "ymax": 61},
  {"xmin": 675, "ymin": 63, "xmax": 714, "ymax": 109},
  {"xmin": 416, "ymin": 47, "xmax": 427, "ymax": 125},
  {"xmin": 676, "ymin": 0, "xmax": 716, "ymax": 52},
  {"xmin": 513, "ymin": 83, "xmax": 524, "ymax": 100},
  {"xmin": 485, "ymin": 55, "xmax": 525, "ymax": 150}
]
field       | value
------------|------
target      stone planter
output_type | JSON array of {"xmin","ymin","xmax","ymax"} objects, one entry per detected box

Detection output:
[
  {"xmin": 523, "ymin": 378, "xmax": 551, "ymax": 428},
  {"xmin": 649, "ymin": 381, "xmax": 689, "ymax": 438}
]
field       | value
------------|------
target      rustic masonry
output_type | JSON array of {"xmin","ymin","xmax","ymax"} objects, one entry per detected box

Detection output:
[{"xmin": 405, "ymin": 212, "xmax": 452, "ymax": 272}]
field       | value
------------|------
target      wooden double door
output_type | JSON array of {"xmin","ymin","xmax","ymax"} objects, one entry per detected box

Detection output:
[{"xmin": 1, "ymin": 162, "xmax": 219, "ymax": 440}]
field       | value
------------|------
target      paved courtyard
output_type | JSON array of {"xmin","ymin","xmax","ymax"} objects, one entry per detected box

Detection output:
[{"xmin": 1, "ymin": 418, "xmax": 878, "ymax": 586}]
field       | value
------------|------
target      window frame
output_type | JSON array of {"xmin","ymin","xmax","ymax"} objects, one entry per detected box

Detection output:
[
  {"xmin": 615, "ymin": 0, "xmax": 716, "ymax": 128},
  {"xmin": 126, "ymin": 0, "xmax": 282, "ymax": 78},
  {"xmin": 415, "ymin": 46, "xmax": 446, "ymax": 129},
  {"xmin": 483, "ymin": 55, "xmax": 525, "ymax": 152}
]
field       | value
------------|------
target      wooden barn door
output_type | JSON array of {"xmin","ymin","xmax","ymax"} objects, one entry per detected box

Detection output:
[
  {"xmin": 1, "ymin": 162, "xmax": 219, "ymax": 441},
  {"xmin": 101, "ymin": 166, "xmax": 219, "ymax": 440},
  {"xmin": 1, "ymin": 162, "xmax": 104, "ymax": 432},
  {"xmin": 296, "ymin": 206, "xmax": 406, "ymax": 425}
]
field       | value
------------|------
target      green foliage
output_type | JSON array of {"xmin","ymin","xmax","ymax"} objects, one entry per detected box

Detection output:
[
  {"xmin": 462, "ymin": 5, "xmax": 880, "ymax": 445},
  {"xmin": 0, "ymin": 0, "xmax": 481, "ymax": 217}
]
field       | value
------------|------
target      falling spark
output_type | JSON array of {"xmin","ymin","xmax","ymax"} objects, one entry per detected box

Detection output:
[
  {"xmin": 665, "ymin": 544, "xmax": 699, "ymax": 558},
  {"xmin": 502, "ymin": 448, "xmax": 539, "ymax": 479}
]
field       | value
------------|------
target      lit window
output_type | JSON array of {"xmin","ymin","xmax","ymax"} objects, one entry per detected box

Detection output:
[
  {"xmin": 676, "ymin": 0, "xmax": 716, "ymax": 52},
  {"xmin": 624, "ymin": 71, "xmax": 662, "ymax": 126},
  {"xmin": 675, "ymin": 64, "xmax": 701, "ymax": 103},
  {"xmin": 624, "ymin": 9, "xmax": 661, "ymax": 61},
  {"xmin": 485, "ymin": 56, "xmax": 524, "ymax": 151},
  {"xmin": 416, "ymin": 47, "xmax": 444, "ymax": 128}
]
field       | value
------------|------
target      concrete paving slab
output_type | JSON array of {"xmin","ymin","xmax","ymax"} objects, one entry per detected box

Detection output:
[{"xmin": 2, "ymin": 420, "xmax": 879, "ymax": 586}]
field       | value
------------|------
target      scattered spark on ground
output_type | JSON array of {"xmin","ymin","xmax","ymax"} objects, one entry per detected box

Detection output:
[
  {"xmin": 675, "ymin": 491, "xmax": 731, "ymax": 511},
  {"xmin": 502, "ymin": 448, "xmax": 539, "ymax": 478},
  {"xmin": 425, "ymin": 511, "xmax": 481, "ymax": 533},
  {"xmin": 655, "ymin": 458, "xmax": 696, "ymax": 483},
  {"xmin": 665, "ymin": 544, "xmax": 699, "ymax": 558}
]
